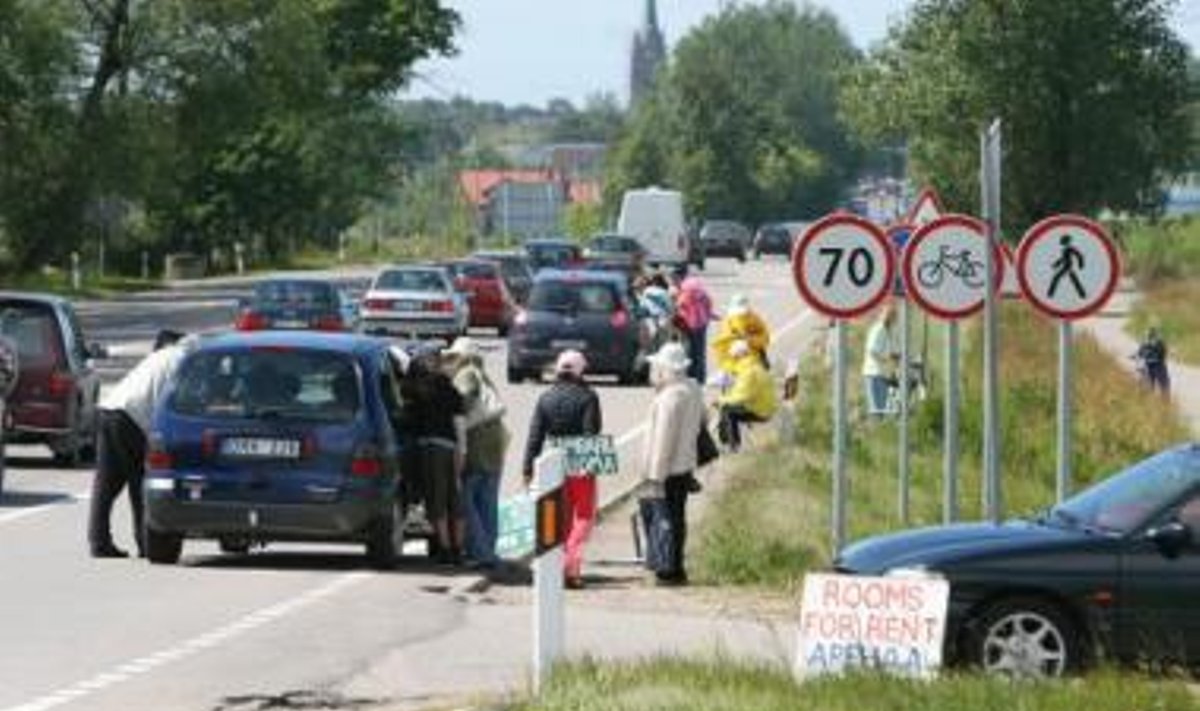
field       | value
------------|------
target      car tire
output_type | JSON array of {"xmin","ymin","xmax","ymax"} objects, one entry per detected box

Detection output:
[
  {"xmin": 219, "ymin": 537, "xmax": 252, "ymax": 555},
  {"xmin": 145, "ymin": 527, "xmax": 184, "ymax": 565},
  {"xmin": 737, "ymin": 251, "xmax": 747, "ymax": 264},
  {"xmin": 963, "ymin": 596, "xmax": 1083, "ymax": 678},
  {"xmin": 507, "ymin": 366, "xmax": 527, "ymax": 384},
  {"xmin": 365, "ymin": 498, "xmax": 404, "ymax": 570}
]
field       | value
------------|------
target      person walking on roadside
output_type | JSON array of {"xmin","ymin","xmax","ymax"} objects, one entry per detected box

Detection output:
[
  {"xmin": 712, "ymin": 294, "xmax": 771, "ymax": 374},
  {"xmin": 522, "ymin": 350, "xmax": 602, "ymax": 589},
  {"xmin": 674, "ymin": 275, "xmax": 714, "ymax": 383},
  {"xmin": 717, "ymin": 340, "xmax": 778, "ymax": 452},
  {"xmin": 1136, "ymin": 327, "xmax": 1171, "ymax": 396},
  {"xmin": 88, "ymin": 329, "xmax": 190, "ymax": 558},
  {"xmin": 443, "ymin": 337, "xmax": 509, "ymax": 569},
  {"xmin": 862, "ymin": 303, "xmax": 899, "ymax": 417},
  {"xmin": 640, "ymin": 342, "xmax": 705, "ymax": 586},
  {"xmin": 407, "ymin": 348, "xmax": 468, "ymax": 566}
]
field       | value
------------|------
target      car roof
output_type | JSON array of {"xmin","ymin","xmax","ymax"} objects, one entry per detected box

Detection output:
[
  {"xmin": 535, "ymin": 268, "xmax": 627, "ymax": 285},
  {"xmin": 0, "ymin": 292, "xmax": 70, "ymax": 307},
  {"xmin": 472, "ymin": 250, "xmax": 522, "ymax": 258},
  {"xmin": 192, "ymin": 331, "xmax": 384, "ymax": 356},
  {"xmin": 525, "ymin": 238, "xmax": 577, "ymax": 247},
  {"xmin": 255, "ymin": 277, "xmax": 336, "ymax": 287}
]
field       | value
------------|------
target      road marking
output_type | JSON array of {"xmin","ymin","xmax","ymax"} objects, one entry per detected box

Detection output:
[
  {"xmin": 1, "ymin": 572, "xmax": 369, "ymax": 711},
  {"xmin": 0, "ymin": 495, "xmax": 90, "ymax": 527}
]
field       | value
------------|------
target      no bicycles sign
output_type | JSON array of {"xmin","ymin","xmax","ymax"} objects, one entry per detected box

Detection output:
[{"xmin": 901, "ymin": 215, "xmax": 1003, "ymax": 321}]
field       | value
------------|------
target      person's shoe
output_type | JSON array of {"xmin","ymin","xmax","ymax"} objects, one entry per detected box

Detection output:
[
  {"xmin": 91, "ymin": 543, "xmax": 129, "ymax": 559},
  {"xmin": 565, "ymin": 575, "xmax": 585, "ymax": 590},
  {"xmin": 685, "ymin": 475, "xmax": 703, "ymax": 494},
  {"xmin": 655, "ymin": 572, "xmax": 688, "ymax": 587}
]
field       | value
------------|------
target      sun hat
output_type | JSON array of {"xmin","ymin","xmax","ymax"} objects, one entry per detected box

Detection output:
[
  {"xmin": 442, "ymin": 336, "xmax": 480, "ymax": 360},
  {"xmin": 646, "ymin": 342, "xmax": 691, "ymax": 374},
  {"xmin": 554, "ymin": 349, "xmax": 588, "ymax": 377}
]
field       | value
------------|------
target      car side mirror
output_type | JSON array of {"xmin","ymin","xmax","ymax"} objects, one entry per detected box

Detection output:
[
  {"xmin": 1146, "ymin": 521, "xmax": 1192, "ymax": 557},
  {"xmin": 87, "ymin": 342, "xmax": 108, "ymax": 360}
]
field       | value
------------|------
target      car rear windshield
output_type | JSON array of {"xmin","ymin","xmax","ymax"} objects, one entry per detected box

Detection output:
[
  {"xmin": 529, "ymin": 281, "xmax": 619, "ymax": 314},
  {"xmin": 170, "ymin": 349, "xmax": 361, "ymax": 422},
  {"xmin": 254, "ymin": 281, "xmax": 336, "ymax": 307},
  {"xmin": 446, "ymin": 262, "xmax": 498, "ymax": 279},
  {"xmin": 0, "ymin": 302, "xmax": 63, "ymax": 365},
  {"xmin": 374, "ymin": 270, "xmax": 446, "ymax": 292}
]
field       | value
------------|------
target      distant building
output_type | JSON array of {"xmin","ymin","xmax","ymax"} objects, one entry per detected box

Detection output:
[
  {"xmin": 459, "ymin": 169, "xmax": 602, "ymax": 241},
  {"xmin": 630, "ymin": 0, "xmax": 666, "ymax": 107},
  {"xmin": 1165, "ymin": 171, "xmax": 1200, "ymax": 217},
  {"xmin": 519, "ymin": 143, "xmax": 608, "ymax": 179}
]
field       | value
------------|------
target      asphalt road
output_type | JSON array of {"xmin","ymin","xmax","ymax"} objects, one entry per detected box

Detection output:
[{"xmin": 0, "ymin": 258, "xmax": 817, "ymax": 711}]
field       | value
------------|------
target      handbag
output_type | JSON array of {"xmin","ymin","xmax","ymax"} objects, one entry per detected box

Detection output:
[
  {"xmin": 638, "ymin": 496, "xmax": 677, "ymax": 573},
  {"xmin": 697, "ymin": 422, "xmax": 720, "ymax": 467}
]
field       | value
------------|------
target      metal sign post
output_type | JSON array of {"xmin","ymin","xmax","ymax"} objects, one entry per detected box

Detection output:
[
  {"xmin": 981, "ymin": 119, "xmax": 1003, "ymax": 521},
  {"xmin": 1016, "ymin": 215, "xmax": 1121, "ymax": 505},
  {"xmin": 792, "ymin": 214, "xmax": 895, "ymax": 554},
  {"xmin": 0, "ymin": 335, "xmax": 19, "ymax": 496},
  {"xmin": 887, "ymin": 224, "xmax": 915, "ymax": 525},
  {"xmin": 531, "ymin": 448, "xmax": 566, "ymax": 695},
  {"xmin": 902, "ymin": 215, "xmax": 998, "ymax": 524}
]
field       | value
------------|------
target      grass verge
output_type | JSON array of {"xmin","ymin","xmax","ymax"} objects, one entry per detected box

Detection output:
[
  {"xmin": 695, "ymin": 305, "xmax": 1188, "ymax": 590},
  {"xmin": 1129, "ymin": 278, "xmax": 1200, "ymax": 366},
  {"xmin": 509, "ymin": 658, "xmax": 1197, "ymax": 711},
  {"xmin": 2, "ymin": 269, "xmax": 160, "ymax": 298}
]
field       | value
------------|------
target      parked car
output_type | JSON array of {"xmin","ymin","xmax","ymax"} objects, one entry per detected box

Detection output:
[
  {"xmin": 752, "ymin": 222, "xmax": 804, "ymax": 258},
  {"xmin": 235, "ymin": 279, "xmax": 356, "ymax": 332},
  {"xmin": 507, "ymin": 270, "xmax": 649, "ymax": 385},
  {"xmin": 0, "ymin": 293, "xmax": 103, "ymax": 467},
  {"xmin": 143, "ymin": 332, "xmax": 418, "ymax": 567},
  {"xmin": 700, "ymin": 220, "xmax": 752, "ymax": 262},
  {"xmin": 440, "ymin": 259, "xmax": 517, "ymax": 336},
  {"xmin": 585, "ymin": 234, "xmax": 646, "ymax": 269},
  {"xmin": 358, "ymin": 265, "xmax": 468, "ymax": 341},
  {"xmin": 617, "ymin": 187, "xmax": 690, "ymax": 268},
  {"xmin": 471, "ymin": 250, "xmax": 535, "ymax": 305},
  {"xmin": 835, "ymin": 444, "xmax": 1200, "ymax": 677},
  {"xmin": 523, "ymin": 239, "xmax": 583, "ymax": 273}
]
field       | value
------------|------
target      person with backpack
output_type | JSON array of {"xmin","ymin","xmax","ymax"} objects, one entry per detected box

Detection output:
[
  {"xmin": 522, "ymin": 350, "xmax": 602, "ymax": 589},
  {"xmin": 674, "ymin": 275, "xmax": 714, "ymax": 383},
  {"xmin": 443, "ymin": 337, "xmax": 509, "ymax": 569}
]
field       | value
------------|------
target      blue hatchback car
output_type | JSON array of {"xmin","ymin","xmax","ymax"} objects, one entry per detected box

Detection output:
[{"xmin": 143, "ymin": 332, "xmax": 412, "ymax": 568}]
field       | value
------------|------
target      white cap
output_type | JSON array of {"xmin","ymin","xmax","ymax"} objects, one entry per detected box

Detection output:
[
  {"xmin": 646, "ymin": 342, "xmax": 691, "ymax": 374},
  {"xmin": 442, "ymin": 336, "xmax": 480, "ymax": 360},
  {"xmin": 728, "ymin": 294, "xmax": 750, "ymax": 316},
  {"xmin": 555, "ymin": 349, "xmax": 588, "ymax": 377}
]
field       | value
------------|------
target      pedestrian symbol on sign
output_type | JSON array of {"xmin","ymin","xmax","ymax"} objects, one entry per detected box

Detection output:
[{"xmin": 1048, "ymin": 235, "xmax": 1087, "ymax": 300}]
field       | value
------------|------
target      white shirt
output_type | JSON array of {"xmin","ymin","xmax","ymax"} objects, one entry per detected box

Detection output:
[
  {"xmin": 99, "ymin": 344, "xmax": 190, "ymax": 435},
  {"xmin": 862, "ymin": 320, "xmax": 895, "ymax": 378}
]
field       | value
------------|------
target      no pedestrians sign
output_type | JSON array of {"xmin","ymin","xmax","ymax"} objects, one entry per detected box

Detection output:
[{"xmin": 1016, "ymin": 215, "xmax": 1120, "ymax": 321}]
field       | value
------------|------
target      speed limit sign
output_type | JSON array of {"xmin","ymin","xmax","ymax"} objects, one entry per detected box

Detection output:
[{"xmin": 792, "ymin": 213, "xmax": 895, "ymax": 319}]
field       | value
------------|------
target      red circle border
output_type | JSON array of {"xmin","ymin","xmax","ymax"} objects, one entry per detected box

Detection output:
[
  {"xmin": 791, "ymin": 213, "xmax": 896, "ymax": 320},
  {"xmin": 1015, "ymin": 215, "xmax": 1120, "ymax": 321},
  {"xmin": 901, "ymin": 214, "xmax": 1002, "ymax": 321}
]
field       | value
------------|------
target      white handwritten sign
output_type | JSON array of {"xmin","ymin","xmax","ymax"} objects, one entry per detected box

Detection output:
[
  {"xmin": 495, "ymin": 493, "xmax": 535, "ymax": 559},
  {"xmin": 795, "ymin": 573, "xmax": 950, "ymax": 679},
  {"xmin": 549, "ymin": 435, "xmax": 619, "ymax": 476}
]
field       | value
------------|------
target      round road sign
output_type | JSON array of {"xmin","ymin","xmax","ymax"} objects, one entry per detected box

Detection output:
[
  {"xmin": 1016, "ymin": 215, "xmax": 1120, "ymax": 321},
  {"xmin": 902, "ymin": 214, "xmax": 1002, "ymax": 321},
  {"xmin": 792, "ymin": 213, "xmax": 894, "ymax": 320}
]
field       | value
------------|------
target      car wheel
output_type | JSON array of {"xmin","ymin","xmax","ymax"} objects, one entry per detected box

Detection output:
[
  {"xmin": 145, "ymin": 527, "xmax": 184, "ymax": 565},
  {"xmin": 365, "ymin": 498, "xmax": 404, "ymax": 570},
  {"xmin": 737, "ymin": 251, "xmax": 747, "ymax": 264},
  {"xmin": 964, "ymin": 596, "xmax": 1082, "ymax": 678},
  {"xmin": 50, "ymin": 434, "xmax": 83, "ymax": 468},
  {"xmin": 219, "ymin": 537, "xmax": 252, "ymax": 555},
  {"xmin": 507, "ymin": 366, "xmax": 527, "ymax": 384}
]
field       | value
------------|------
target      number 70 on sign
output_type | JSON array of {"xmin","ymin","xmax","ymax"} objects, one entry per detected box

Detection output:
[{"xmin": 793, "ymin": 214, "xmax": 896, "ymax": 320}]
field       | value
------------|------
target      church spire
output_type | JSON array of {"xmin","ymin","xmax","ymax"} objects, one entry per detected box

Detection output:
[
  {"xmin": 630, "ymin": 0, "xmax": 666, "ymax": 107},
  {"xmin": 644, "ymin": 0, "xmax": 658, "ymax": 32}
]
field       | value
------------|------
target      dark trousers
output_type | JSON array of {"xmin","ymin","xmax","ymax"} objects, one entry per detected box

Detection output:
[
  {"xmin": 88, "ymin": 410, "xmax": 146, "ymax": 553},
  {"xmin": 662, "ymin": 473, "xmax": 691, "ymax": 579},
  {"xmin": 686, "ymin": 327, "xmax": 708, "ymax": 383},
  {"xmin": 718, "ymin": 405, "xmax": 764, "ymax": 451}
]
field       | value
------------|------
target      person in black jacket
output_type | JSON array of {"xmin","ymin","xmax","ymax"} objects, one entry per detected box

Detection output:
[{"xmin": 522, "ymin": 350, "xmax": 602, "ymax": 589}]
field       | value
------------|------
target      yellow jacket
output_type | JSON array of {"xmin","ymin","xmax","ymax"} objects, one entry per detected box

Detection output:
[
  {"xmin": 720, "ymin": 357, "xmax": 778, "ymax": 420},
  {"xmin": 712, "ymin": 311, "xmax": 771, "ymax": 373}
]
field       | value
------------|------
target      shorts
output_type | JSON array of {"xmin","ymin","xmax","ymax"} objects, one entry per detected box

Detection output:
[{"xmin": 422, "ymin": 443, "xmax": 461, "ymax": 522}]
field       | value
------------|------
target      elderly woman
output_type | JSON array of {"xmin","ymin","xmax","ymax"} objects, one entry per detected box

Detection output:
[
  {"xmin": 640, "ymin": 342, "xmax": 706, "ymax": 586},
  {"xmin": 718, "ymin": 340, "xmax": 778, "ymax": 452}
]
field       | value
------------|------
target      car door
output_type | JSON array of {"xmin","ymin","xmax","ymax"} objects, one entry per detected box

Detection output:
[
  {"xmin": 60, "ymin": 304, "xmax": 99, "ymax": 432},
  {"xmin": 1117, "ymin": 486, "xmax": 1200, "ymax": 666}
]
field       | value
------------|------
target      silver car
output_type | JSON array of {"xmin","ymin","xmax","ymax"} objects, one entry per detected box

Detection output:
[{"xmin": 358, "ymin": 265, "xmax": 468, "ymax": 340}]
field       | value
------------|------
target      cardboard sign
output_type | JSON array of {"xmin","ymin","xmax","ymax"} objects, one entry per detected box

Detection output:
[
  {"xmin": 795, "ymin": 573, "xmax": 950, "ymax": 679},
  {"xmin": 550, "ymin": 435, "xmax": 620, "ymax": 476},
  {"xmin": 495, "ymin": 493, "xmax": 535, "ymax": 559}
]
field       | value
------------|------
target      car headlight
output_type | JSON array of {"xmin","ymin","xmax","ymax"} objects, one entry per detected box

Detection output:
[{"xmin": 885, "ymin": 565, "xmax": 945, "ymax": 580}]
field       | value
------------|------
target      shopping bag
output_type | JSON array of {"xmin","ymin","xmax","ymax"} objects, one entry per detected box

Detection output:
[{"xmin": 638, "ymin": 497, "xmax": 676, "ymax": 573}]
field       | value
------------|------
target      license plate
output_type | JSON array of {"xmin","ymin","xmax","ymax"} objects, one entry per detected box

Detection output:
[
  {"xmin": 274, "ymin": 319, "xmax": 306, "ymax": 329},
  {"xmin": 393, "ymin": 300, "xmax": 420, "ymax": 312},
  {"xmin": 220, "ymin": 437, "xmax": 301, "ymax": 459},
  {"xmin": 551, "ymin": 340, "xmax": 587, "ymax": 350}
]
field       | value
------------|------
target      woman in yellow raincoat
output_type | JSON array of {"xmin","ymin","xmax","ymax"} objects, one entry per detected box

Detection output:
[
  {"xmin": 717, "ymin": 340, "xmax": 778, "ymax": 451},
  {"xmin": 712, "ymin": 294, "xmax": 771, "ymax": 374}
]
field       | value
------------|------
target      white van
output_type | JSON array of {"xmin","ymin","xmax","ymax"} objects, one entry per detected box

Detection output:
[{"xmin": 617, "ymin": 187, "xmax": 690, "ymax": 267}]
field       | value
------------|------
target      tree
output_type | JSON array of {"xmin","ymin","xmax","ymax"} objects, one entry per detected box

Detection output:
[
  {"xmin": 843, "ymin": 0, "xmax": 1193, "ymax": 226},
  {"xmin": 606, "ymin": 1, "xmax": 861, "ymax": 225}
]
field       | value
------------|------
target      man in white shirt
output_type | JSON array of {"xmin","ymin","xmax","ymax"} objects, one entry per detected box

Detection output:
[
  {"xmin": 861, "ymin": 304, "xmax": 898, "ymax": 417},
  {"xmin": 88, "ymin": 330, "xmax": 191, "ymax": 558}
]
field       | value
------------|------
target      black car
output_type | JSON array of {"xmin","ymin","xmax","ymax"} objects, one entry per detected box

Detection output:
[
  {"xmin": 752, "ymin": 223, "xmax": 804, "ymax": 258},
  {"xmin": 507, "ymin": 270, "xmax": 649, "ymax": 385},
  {"xmin": 523, "ymin": 239, "xmax": 583, "ymax": 273},
  {"xmin": 699, "ymin": 220, "xmax": 752, "ymax": 262},
  {"xmin": 472, "ymin": 250, "xmax": 535, "ymax": 305},
  {"xmin": 836, "ymin": 445, "xmax": 1200, "ymax": 677}
]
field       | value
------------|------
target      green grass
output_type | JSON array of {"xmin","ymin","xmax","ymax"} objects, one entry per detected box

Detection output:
[
  {"xmin": 1129, "ymin": 279, "xmax": 1200, "ymax": 366},
  {"xmin": 695, "ymin": 305, "xmax": 1189, "ymax": 590},
  {"xmin": 281, "ymin": 234, "xmax": 475, "ymax": 271},
  {"xmin": 1119, "ymin": 216, "xmax": 1200, "ymax": 285},
  {"xmin": 509, "ymin": 658, "xmax": 1197, "ymax": 711},
  {"xmin": 2, "ymin": 268, "xmax": 160, "ymax": 298}
]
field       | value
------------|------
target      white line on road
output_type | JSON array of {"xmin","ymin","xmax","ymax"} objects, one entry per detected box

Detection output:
[
  {"xmin": 1, "ymin": 572, "xmax": 370, "ymax": 711},
  {"xmin": 0, "ymin": 495, "xmax": 90, "ymax": 526}
]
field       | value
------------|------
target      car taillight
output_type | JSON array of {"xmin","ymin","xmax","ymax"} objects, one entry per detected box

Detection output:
[
  {"xmin": 427, "ymin": 299, "xmax": 454, "ymax": 313},
  {"xmin": 364, "ymin": 298, "xmax": 392, "ymax": 310},
  {"xmin": 610, "ymin": 309, "xmax": 629, "ymax": 329},
  {"xmin": 301, "ymin": 433, "xmax": 319, "ymax": 459},
  {"xmin": 350, "ymin": 444, "xmax": 383, "ymax": 477},
  {"xmin": 315, "ymin": 314, "xmax": 344, "ymax": 331},
  {"xmin": 48, "ymin": 371, "xmax": 75, "ymax": 398},
  {"xmin": 236, "ymin": 311, "xmax": 267, "ymax": 331},
  {"xmin": 146, "ymin": 439, "xmax": 173, "ymax": 471},
  {"xmin": 201, "ymin": 429, "xmax": 218, "ymax": 459}
]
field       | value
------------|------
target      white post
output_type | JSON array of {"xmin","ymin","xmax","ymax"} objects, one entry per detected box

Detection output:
[
  {"xmin": 981, "ymin": 118, "xmax": 1003, "ymax": 522},
  {"xmin": 1056, "ymin": 322, "xmax": 1072, "ymax": 503},
  {"xmin": 832, "ymin": 320, "xmax": 848, "ymax": 553},
  {"xmin": 944, "ymin": 321, "xmax": 959, "ymax": 524},
  {"xmin": 235, "ymin": 242, "xmax": 245, "ymax": 276},
  {"xmin": 141, "ymin": 250, "xmax": 150, "ymax": 280},
  {"xmin": 338, "ymin": 233, "xmax": 346, "ymax": 263},
  {"xmin": 532, "ymin": 448, "xmax": 566, "ymax": 695},
  {"xmin": 898, "ymin": 298, "xmax": 910, "ymax": 524},
  {"xmin": 71, "ymin": 252, "xmax": 81, "ymax": 291}
]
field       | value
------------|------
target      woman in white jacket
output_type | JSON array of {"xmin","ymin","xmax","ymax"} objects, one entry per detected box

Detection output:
[{"xmin": 641, "ymin": 342, "xmax": 706, "ymax": 585}]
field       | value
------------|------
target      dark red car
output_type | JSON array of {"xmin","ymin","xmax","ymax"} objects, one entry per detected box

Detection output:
[
  {"xmin": 441, "ymin": 260, "xmax": 516, "ymax": 335},
  {"xmin": 0, "ymin": 293, "xmax": 104, "ymax": 467}
]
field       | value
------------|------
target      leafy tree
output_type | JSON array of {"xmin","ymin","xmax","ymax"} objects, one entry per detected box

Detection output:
[{"xmin": 843, "ymin": 0, "xmax": 1193, "ymax": 226}]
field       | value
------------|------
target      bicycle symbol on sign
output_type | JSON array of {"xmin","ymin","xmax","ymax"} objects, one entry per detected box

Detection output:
[{"xmin": 917, "ymin": 245, "xmax": 985, "ymax": 289}]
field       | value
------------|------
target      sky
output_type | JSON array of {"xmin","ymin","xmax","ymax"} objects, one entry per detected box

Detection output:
[{"xmin": 406, "ymin": 0, "xmax": 1200, "ymax": 108}]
